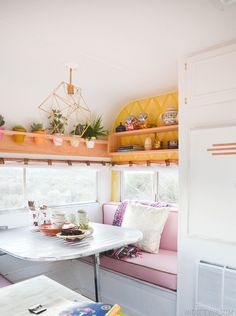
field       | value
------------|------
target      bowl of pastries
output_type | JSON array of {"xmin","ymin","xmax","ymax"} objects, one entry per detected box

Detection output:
[{"xmin": 56, "ymin": 223, "xmax": 93, "ymax": 242}]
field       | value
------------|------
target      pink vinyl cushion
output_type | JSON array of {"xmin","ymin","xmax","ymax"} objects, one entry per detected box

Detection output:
[
  {"xmin": 0, "ymin": 275, "xmax": 11, "ymax": 288},
  {"xmin": 102, "ymin": 203, "xmax": 178, "ymax": 251},
  {"xmin": 99, "ymin": 202, "xmax": 178, "ymax": 290},
  {"xmin": 83, "ymin": 249, "xmax": 177, "ymax": 290}
]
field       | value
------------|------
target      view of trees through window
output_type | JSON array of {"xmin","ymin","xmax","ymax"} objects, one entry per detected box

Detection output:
[
  {"xmin": 0, "ymin": 167, "xmax": 97, "ymax": 210},
  {"xmin": 0, "ymin": 166, "xmax": 178, "ymax": 210},
  {"xmin": 122, "ymin": 171, "xmax": 156, "ymax": 201},
  {"xmin": 122, "ymin": 168, "xmax": 178, "ymax": 204},
  {"xmin": 0, "ymin": 168, "xmax": 24, "ymax": 209}
]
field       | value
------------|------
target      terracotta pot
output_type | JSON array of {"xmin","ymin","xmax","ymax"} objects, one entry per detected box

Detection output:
[
  {"xmin": 53, "ymin": 133, "xmax": 63, "ymax": 146},
  {"xmin": 12, "ymin": 128, "xmax": 26, "ymax": 143},
  {"xmin": 33, "ymin": 130, "xmax": 46, "ymax": 144},
  {"xmin": 86, "ymin": 137, "xmax": 96, "ymax": 149},
  {"xmin": 0, "ymin": 126, "xmax": 5, "ymax": 141}
]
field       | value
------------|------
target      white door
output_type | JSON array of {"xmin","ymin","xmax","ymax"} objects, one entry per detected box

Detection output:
[{"xmin": 186, "ymin": 43, "xmax": 236, "ymax": 108}]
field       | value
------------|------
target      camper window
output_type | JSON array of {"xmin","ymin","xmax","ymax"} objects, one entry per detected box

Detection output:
[
  {"xmin": 121, "ymin": 168, "xmax": 178, "ymax": 204},
  {"xmin": 0, "ymin": 167, "xmax": 98, "ymax": 210}
]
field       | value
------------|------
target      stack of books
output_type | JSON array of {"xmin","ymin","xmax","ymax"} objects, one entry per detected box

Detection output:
[
  {"xmin": 59, "ymin": 302, "xmax": 127, "ymax": 316},
  {"xmin": 117, "ymin": 145, "xmax": 144, "ymax": 152}
]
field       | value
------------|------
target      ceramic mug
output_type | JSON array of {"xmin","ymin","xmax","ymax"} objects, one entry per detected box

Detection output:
[{"xmin": 76, "ymin": 210, "xmax": 89, "ymax": 229}]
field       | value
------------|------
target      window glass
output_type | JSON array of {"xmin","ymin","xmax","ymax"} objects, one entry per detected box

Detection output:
[
  {"xmin": 0, "ymin": 167, "xmax": 24, "ymax": 209},
  {"xmin": 122, "ymin": 168, "xmax": 178, "ymax": 204},
  {"xmin": 158, "ymin": 168, "xmax": 178, "ymax": 204},
  {"xmin": 122, "ymin": 171, "xmax": 155, "ymax": 201},
  {"xmin": 26, "ymin": 168, "xmax": 97, "ymax": 206}
]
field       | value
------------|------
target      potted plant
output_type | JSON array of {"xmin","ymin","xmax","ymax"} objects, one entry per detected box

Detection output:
[
  {"xmin": 48, "ymin": 109, "xmax": 68, "ymax": 146},
  {"xmin": 82, "ymin": 116, "xmax": 108, "ymax": 149},
  {"xmin": 70, "ymin": 123, "xmax": 84, "ymax": 148},
  {"xmin": 31, "ymin": 123, "xmax": 46, "ymax": 144},
  {"xmin": 12, "ymin": 125, "xmax": 27, "ymax": 143},
  {"xmin": 0, "ymin": 115, "xmax": 5, "ymax": 141}
]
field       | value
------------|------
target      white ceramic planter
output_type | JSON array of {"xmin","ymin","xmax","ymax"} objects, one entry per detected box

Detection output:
[
  {"xmin": 86, "ymin": 137, "xmax": 96, "ymax": 149},
  {"xmin": 53, "ymin": 134, "xmax": 63, "ymax": 146},
  {"xmin": 70, "ymin": 135, "xmax": 80, "ymax": 148}
]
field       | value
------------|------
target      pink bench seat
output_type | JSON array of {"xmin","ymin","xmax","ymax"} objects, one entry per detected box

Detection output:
[
  {"xmin": 83, "ymin": 202, "xmax": 178, "ymax": 290},
  {"xmin": 0, "ymin": 275, "xmax": 11, "ymax": 288},
  {"xmin": 84, "ymin": 248, "xmax": 177, "ymax": 290}
]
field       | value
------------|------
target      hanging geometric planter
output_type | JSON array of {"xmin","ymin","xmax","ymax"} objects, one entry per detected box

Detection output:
[{"xmin": 38, "ymin": 66, "xmax": 92, "ymax": 139}]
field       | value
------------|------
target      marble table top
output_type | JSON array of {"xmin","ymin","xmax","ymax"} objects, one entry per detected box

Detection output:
[
  {"xmin": 0, "ymin": 275, "xmax": 91, "ymax": 315},
  {"xmin": 0, "ymin": 222, "xmax": 143, "ymax": 261}
]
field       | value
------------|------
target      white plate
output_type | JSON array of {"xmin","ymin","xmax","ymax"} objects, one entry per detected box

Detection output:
[{"xmin": 56, "ymin": 227, "xmax": 93, "ymax": 242}]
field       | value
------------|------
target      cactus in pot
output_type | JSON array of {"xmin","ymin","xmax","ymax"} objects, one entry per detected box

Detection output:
[
  {"xmin": 0, "ymin": 115, "xmax": 5, "ymax": 141},
  {"xmin": 12, "ymin": 125, "xmax": 27, "ymax": 143},
  {"xmin": 31, "ymin": 122, "xmax": 46, "ymax": 144}
]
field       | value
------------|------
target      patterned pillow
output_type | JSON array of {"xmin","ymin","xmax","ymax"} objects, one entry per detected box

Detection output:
[{"xmin": 112, "ymin": 200, "xmax": 169, "ymax": 226}]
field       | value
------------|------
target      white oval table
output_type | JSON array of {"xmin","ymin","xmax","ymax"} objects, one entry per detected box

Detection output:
[{"xmin": 0, "ymin": 223, "xmax": 143, "ymax": 302}]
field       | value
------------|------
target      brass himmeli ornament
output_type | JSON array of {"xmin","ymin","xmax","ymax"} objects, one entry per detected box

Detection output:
[{"xmin": 38, "ymin": 67, "xmax": 92, "ymax": 136}]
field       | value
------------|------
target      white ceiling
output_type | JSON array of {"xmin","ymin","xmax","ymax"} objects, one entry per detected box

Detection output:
[{"xmin": 0, "ymin": 0, "xmax": 236, "ymax": 129}]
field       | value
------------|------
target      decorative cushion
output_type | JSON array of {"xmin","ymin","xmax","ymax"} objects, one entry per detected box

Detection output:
[
  {"xmin": 112, "ymin": 200, "xmax": 169, "ymax": 226},
  {"xmin": 121, "ymin": 203, "xmax": 169, "ymax": 253}
]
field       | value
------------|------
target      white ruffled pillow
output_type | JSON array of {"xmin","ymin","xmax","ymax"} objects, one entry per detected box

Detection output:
[{"xmin": 121, "ymin": 202, "xmax": 169, "ymax": 253}]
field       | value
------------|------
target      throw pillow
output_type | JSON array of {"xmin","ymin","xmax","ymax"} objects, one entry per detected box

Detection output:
[
  {"xmin": 112, "ymin": 200, "xmax": 169, "ymax": 226},
  {"xmin": 121, "ymin": 202, "xmax": 169, "ymax": 253}
]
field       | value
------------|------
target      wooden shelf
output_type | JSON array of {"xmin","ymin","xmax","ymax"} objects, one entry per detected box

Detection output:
[
  {"xmin": 108, "ymin": 124, "xmax": 178, "ymax": 158},
  {"xmin": 109, "ymin": 149, "xmax": 178, "ymax": 156},
  {"xmin": 109, "ymin": 124, "xmax": 178, "ymax": 138},
  {"xmin": 2, "ymin": 130, "xmax": 108, "ymax": 144},
  {"xmin": 0, "ymin": 130, "xmax": 109, "ymax": 158}
]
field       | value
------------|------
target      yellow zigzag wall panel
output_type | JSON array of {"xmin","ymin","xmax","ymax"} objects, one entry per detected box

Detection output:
[
  {"xmin": 112, "ymin": 92, "xmax": 178, "ymax": 162},
  {"xmin": 111, "ymin": 170, "xmax": 120, "ymax": 202}
]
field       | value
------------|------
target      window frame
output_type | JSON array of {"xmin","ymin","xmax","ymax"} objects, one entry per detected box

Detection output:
[
  {"xmin": 121, "ymin": 169, "xmax": 158, "ymax": 202},
  {"xmin": 0, "ymin": 166, "xmax": 99, "ymax": 211},
  {"xmin": 121, "ymin": 168, "xmax": 178, "ymax": 205}
]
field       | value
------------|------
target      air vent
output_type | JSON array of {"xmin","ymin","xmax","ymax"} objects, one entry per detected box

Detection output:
[{"xmin": 196, "ymin": 261, "xmax": 236, "ymax": 314}]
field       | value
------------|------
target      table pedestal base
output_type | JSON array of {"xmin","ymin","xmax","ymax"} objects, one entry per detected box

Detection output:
[{"xmin": 94, "ymin": 253, "xmax": 101, "ymax": 302}]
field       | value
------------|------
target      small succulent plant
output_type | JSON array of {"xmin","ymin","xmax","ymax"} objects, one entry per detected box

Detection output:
[
  {"xmin": 82, "ymin": 116, "xmax": 108, "ymax": 140},
  {"xmin": 48, "ymin": 109, "xmax": 68, "ymax": 134},
  {"xmin": 0, "ymin": 115, "xmax": 5, "ymax": 127},
  {"xmin": 13, "ymin": 125, "xmax": 26, "ymax": 131},
  {"xmin": 31, "ymin": 123, "xmax": 45, "ymax": 132}
]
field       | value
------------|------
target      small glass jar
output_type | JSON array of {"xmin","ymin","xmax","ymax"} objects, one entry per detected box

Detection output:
[{"xmin": 76, "ymin": 209, "xmax": 89, "ymax": 229}]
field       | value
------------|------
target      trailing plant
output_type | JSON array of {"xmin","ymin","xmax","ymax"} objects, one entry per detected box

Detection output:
[
  {"xmin": 48, "ymin": 109, "xmax": 68, "ymax": 134},
  {"xmin": 82, "ymin": 116, "xmax": 108, "ymax": 140},
  {"xmin": 31, "ymin": 123, "xmax": 45, "ymax": 132},
  {"xmin": 0, "ymin": 115, "xmax": 5, "ymax": 127}
]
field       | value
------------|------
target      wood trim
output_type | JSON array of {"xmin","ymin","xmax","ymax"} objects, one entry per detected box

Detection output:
[
  {"xmin": 212, "ymin": 152, "xmax": 236, "ymax": 156},
  {"xmin": 0, "ymin": 157, "xmax": 111, "ymax": 165},
  {"xmin": 111, "ymin": 159, "xmax": 178, "ymax": 166},
  {"xmin": 208, "ymin": 147, "xmax": 236, "ymax": 151},
  {"xmin": 0, "ymin": 157, "xmax": 178, "ymax": 166},
  {"xmin": 109, "ymin": 125, "xmax": 178, "ymax": 137},
  {"xmin": 212, "ymin": 143, "xmax": 236, "ymax": 147},
  {"xmin": 110, "ymin": 149, "xmax": 178, "ymax": 156}
]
